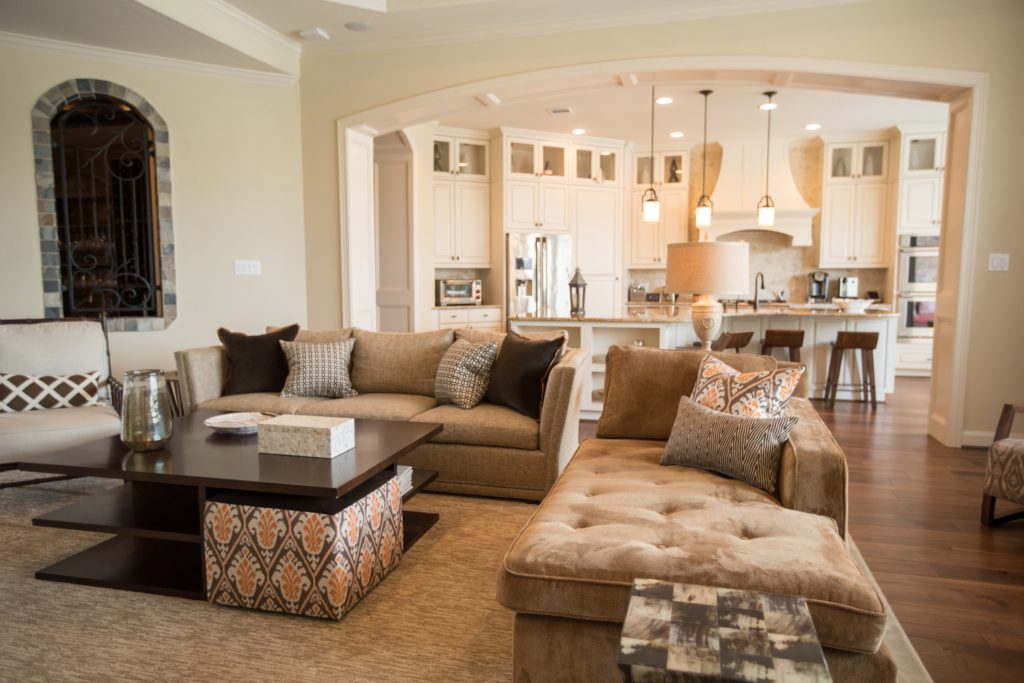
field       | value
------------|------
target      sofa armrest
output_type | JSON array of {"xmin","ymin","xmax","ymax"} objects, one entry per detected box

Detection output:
[
  {"xmin": 778, "ymin": 397, "xmax": 848, "ymax": 538},
  {"xmin": 173, "ymin": 346, "xmax": 228, "ymax": 413},
  {"xmin": 539, "ymin": 347, "xmax": 585, "ymax": 489}
]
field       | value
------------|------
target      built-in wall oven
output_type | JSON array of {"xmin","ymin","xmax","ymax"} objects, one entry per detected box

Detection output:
[
  {"xmin": 897, "ymin": 295, "xmax": 936, "ymax": 338},
  {"xmin": 897, "ymin": 234, "xmax": 938, "ymax": 339}
]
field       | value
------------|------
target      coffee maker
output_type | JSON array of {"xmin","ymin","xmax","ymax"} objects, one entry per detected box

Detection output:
[
  {"xmin": 808, "ymin": 271, "xmax": 830, "ymax": 302},
  {"xmin": 839, "ymin": 276, "xmax": 859, "ymax": 298}
]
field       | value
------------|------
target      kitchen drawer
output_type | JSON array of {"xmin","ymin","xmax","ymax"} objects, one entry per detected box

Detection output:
[
  {"xmin": 469, "ymin": 307, "xmax": 501, "ymax": 323},
  {"xmin": 437, "ymin": 309, "xmax": 470, "ymax": 324},
  {"xmin": 438, "ymin": 322, "xmax": 502, "ymax": 332}
]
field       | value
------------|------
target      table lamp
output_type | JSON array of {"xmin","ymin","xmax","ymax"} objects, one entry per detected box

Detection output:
[{"xmin": 665, "ymin": 241, "xmax": 750, "ymax": 350}]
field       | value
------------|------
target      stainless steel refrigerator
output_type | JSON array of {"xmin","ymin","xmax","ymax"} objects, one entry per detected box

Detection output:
[{"xmin": 506, "ymin": 233, "xmax": 574, "ymax": 319}]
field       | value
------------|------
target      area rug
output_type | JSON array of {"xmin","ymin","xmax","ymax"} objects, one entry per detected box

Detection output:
[{"xmin": 0, "ymin": 474, "xmax": 931, "ymax": 681}]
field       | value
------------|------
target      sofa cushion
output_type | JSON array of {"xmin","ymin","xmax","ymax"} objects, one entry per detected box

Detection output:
[
  {"xmin": 0, "ymin": 405, "xmax": 120, "ymax": 459},
  {"xmin": 0, "ymin": 371, "xmax": 104, "ymax": 413},
  {"xmin": 411, "ymin": 403, "xmax": 539, "ymax": 450},
  {"xmin": 0, "ymin": 320, "xmax": 111, "ymax": 399},
  {"xmin": 597, "ymin": 347, "xmax": 778, "ymax": 441},
  {"xmin": 217, "ymin": 325, "xmax": 298, "ymax": 395},
  {"xmin": 497, "ymin": 438, "xmax": 886, "ymax": 655},
  {"xmin": 301, "ymin": 394, "xmax": 437, "ymax": 421},
  {"xmin": 269, "ymin": 326, "xmax": 353, "ymax": 344},
  {"xmin": 456, "ymin": 328, "xmax": 568, "ymax": 351},
  {"xmin": 435, "ymin": 340, "xmax": 498, "ymax": 410},
  {"xmin": 350, "ymin": 329, "xmax": 453, "ymax": 396},
  {"xmin": 198, "ymin": 393, "xmax": 326, "ymax": 415},
  {"xmin": 280, "ymin": 339, "xmax": 357, "ymax": 399}
]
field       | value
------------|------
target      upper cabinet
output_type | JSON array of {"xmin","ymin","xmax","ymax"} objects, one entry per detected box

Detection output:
[
  {"xmin": 901, "ymin": 132, "xmax": 945, "ymax": 177},
  {"xmin": 506, "ymin": 138, "xmax": 568, "ymax": 182},
  {"xmin": 896, "ymin": 127, "xmax": 946, "ymax": 234},
  {"xmin": 825, "ymin": 141, "xmax": 888, "ymax": 183},
  {"xmin": 573, "ymin": 146, "xmax": 619, "ymax": 185},
  {"xmin": 434, "ymin": 136, "xmax": 489, "ymax": 181},
  {"xmin": 633, "ymin": 152, "xmax": 687, "ymax": 188}
]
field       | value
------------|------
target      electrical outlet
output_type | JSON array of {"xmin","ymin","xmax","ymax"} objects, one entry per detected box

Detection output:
[
  {"xmin": 988, "ymin": 253, "xmax": 1009, "ymax": 272},
  {"xmin": 234, "ymin": 260, "xmax": 261, "ymax": 276}
]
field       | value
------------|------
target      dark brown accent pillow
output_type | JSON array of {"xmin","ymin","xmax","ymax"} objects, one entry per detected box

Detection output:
[
  {"xmin": 217, "ymin": 324, "xmax": 299, "ymax": 395},
  {"xmin": 483, "ymin": 331, "xmax": 564, "ymax": 419},
  {"xmin": 596, "ymin": 346, "xmax": 778, "ymax": 441}
]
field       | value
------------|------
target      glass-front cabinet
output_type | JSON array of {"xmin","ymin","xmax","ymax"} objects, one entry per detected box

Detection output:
[
  {"xmin": 901, "ymin": 132, "xmax": 945, "ymax": 176},
  {"xmin": 434, "ymin": 136, "xmax": 489, "ymax": 180},
  {"xmin": 633, "ymin": 151, "xmax": 687, "ymax": 188},
  {"xmin": 507, "ymin": 138, "xmax": 567, "ymax": 182},
  {"xmin": 826, "ymin": 141, "xmax": 888, "ymax": 183},
  {"xmin": 573, "ymin": 146, "xmax": 618, "ymax": 184}
]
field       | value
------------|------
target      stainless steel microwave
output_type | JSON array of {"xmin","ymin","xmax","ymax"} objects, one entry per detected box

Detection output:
[{"xmin": 437, "ymin": 279, "xmax": 482, "ymax": 306}]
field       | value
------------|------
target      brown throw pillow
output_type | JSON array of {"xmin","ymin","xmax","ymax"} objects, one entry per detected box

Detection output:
[
  {"xmin": 217, "ymin": 324, "xmax": 299, "ymax": 395},
  {"xmin": 661, "ymin": 397, "xmax": 798, "ymax": 496},
  {"xmin": 483, "ymin": 331, "xmax": 563, "ymax": 419}
]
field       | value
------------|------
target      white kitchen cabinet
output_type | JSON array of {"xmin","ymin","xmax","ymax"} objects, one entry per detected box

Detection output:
[
  {"xmin": 434, "ymin": 305, "xmax": 503, "ymax": 331},
  {"xmin": 573, "ymin": 146, "xmax": 619, "ymax": 184},
  {"xmin": 825, "ymin": 141, "xmax": 888, "ymax": 183},
  {"xmin": 507, "ymin": 138, "xmax": 568, "ymax": 183},
  {"xmin": 504, "ymin": 180, "xmax": 569, "ymax": 231},
  {"xmin": 433, "ymin": 136, "xmax": 489, "ymax": 181},
  {"xmin": 433, "ymin": 179, "xmax": 490, "ymax": 266},
  {"xmin": 633, "ymin": 151, "xmax": 687, "ymax": 188},
  {"xmin": 900, "ymin": 132, "xmax": 945, "ymax": 177},
  {"xmin": 575, "ymin": 186, "xmax": 621, "ymax": 318},
  {"xmin": 628, "ymin": 190, "xmax": 687, "ymax": 267},
  {"xmin": 895, "ymin": 339, "xmax": 933, "ymax": 377},
  {"xmin": 819, "ymin": 183, "xmax": 888, "ymax": 268},
  {"xmin": 898, "ymin": 177, "xmax": 943, "ymax": 232}
]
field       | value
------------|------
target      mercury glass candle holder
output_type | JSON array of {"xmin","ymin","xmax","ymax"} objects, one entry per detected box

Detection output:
[{"xmin": 120, "ymin": 369, "xmax": 173, "ymax": 451}]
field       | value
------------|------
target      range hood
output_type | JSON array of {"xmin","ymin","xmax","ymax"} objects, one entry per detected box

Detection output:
[{"xmin": 706, "ymin": 142, "xmax": 818, "ymax": 246}]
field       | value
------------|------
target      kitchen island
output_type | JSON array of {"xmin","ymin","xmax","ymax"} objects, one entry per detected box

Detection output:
[{"xmin": 510, "ymin": 305, "xmax": 899, "ymax": 419}]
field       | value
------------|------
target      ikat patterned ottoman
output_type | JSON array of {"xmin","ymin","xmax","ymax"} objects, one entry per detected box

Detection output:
[{"xmin": 204, "ymin": 475, "xmax": 403, "ymax": 620}]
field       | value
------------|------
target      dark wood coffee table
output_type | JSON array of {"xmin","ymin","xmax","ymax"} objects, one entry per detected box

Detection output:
[{"xmin": 13, "ymin": 411, "xmax": 442, "ymax": 600}]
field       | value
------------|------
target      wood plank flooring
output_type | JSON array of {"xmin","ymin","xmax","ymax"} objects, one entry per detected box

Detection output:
[{"xmin": 580, "ymin": 377, "xmax": 1024, "ymax": 682}]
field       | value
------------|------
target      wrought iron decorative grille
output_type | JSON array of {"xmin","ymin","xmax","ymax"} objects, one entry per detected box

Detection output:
[{"xmin": 50, "ymin": 97, "xmax": 161, "ymax": 318}]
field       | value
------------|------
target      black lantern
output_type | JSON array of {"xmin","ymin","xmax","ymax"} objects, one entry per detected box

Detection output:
[{"xmin": 569, "ymin": 268, "xmax": 587, "ymax": 318}]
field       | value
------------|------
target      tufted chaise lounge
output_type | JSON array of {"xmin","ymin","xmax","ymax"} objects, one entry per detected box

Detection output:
[{"xmin": 497, "ymin": 346, "xmax": 896, "ymax": 682}]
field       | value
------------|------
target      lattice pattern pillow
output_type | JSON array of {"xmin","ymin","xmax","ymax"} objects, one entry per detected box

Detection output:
[
  {"xmin": 279, "ymin": 340, "xmax": 358, "ymax": 398},
  {"xmin": 435, "ymin": 339, "xmax": 499, "ymax": 410},
  {"xmin": 0, "ymin": 371, "xmax": 104, "ymax": 413},
  {"xmin": 690, "ymin": 354, "xmax": 804, "ymax": 418},
  {"xmin": 661, "ymin": 397, "xmax": 798, "ymax": 496}
]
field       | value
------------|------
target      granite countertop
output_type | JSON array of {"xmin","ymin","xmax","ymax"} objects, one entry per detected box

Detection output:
[{"xmin": 509, "ymin": 305, "xmax": 899, "ymax": 324}]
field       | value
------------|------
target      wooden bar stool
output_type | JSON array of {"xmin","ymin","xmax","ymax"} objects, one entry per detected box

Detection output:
[
  {"xmin": 710, "ymin": 330, "xmax": 754, "ymax": 353},
  {"xmin": 824, "ymin": 331, "xmax": 879, "ymax": 409},
  {"xmin": 761, "ymin": 329, "xmax": 805, "ymax": 362}
]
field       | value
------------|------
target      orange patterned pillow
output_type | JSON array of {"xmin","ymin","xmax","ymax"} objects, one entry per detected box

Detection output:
[{"xmin": 690, "ymin": 354, "xmax": 804, "ymax": 418}]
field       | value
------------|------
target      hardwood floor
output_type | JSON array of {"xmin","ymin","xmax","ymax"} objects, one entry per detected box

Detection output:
[{"xmin": 580, "ymin": 377, "xmax": 1024, "ymax": 682}]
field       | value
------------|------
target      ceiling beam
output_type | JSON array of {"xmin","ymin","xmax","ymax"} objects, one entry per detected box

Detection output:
[{"xmin": 131, "ymin": 0, "xmax": 300, "ymax": 76}]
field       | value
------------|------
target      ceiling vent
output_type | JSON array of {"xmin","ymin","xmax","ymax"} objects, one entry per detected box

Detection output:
[{"xmin": 546, "ymin": 106, "xmax": 575, "ymax": 116}]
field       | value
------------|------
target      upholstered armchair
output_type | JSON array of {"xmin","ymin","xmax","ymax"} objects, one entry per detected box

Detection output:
[{"xmin": 981, "ymin": 404, "xmax": 1024, "ymax": 526}]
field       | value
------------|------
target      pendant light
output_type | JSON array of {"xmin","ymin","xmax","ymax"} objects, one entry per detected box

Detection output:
[
  {"xmin": 757, "ymin": 91, "xmax": 777, "ymax": 228},
  {"xmin": 695, "ymin": 89, "xmax": 714, "ymax": 230},
  {"xmin": 641, "ymin": 86, "xmax": 660, "ymax": 223}
]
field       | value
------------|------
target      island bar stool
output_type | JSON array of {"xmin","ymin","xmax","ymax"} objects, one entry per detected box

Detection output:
[
  {"xmin": 823, "ymin": 331, "xmax": 879, "ymax": 409},
  {"xmin": 710, "ymin": 330, "xmax": 754, "ymax": 353},
  {"xmin": 761, "ymin": 329, "xmax": 805, "ymax": 362}
]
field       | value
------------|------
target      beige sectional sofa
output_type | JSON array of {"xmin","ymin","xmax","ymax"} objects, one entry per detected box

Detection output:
[
  {"xmin": 496, "ymin": 346, "xmax": 896, "ymax": 682},
  {"xmin": 175, "ymin": 327, "xmax": 585, "ymax": 501}
]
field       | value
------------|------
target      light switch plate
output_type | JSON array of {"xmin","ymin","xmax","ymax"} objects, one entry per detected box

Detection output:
[
  {"xmin": 234, "ymin": 260, "xmax": 261, "ymax": 275},
  {"xmin": 988, "ymin": 253, "xmax": 1009, "ymax": 272}
]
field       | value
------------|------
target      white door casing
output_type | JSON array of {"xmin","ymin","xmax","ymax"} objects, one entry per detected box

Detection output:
[{"xmin": 344, "ymin": 127, "xmax": 377, "ymax": 330}]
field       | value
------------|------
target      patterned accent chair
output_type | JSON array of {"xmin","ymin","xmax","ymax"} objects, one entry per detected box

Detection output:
[{"xmin": 981, "ymin": 404, "xmax": 1024, "ymax": 527}]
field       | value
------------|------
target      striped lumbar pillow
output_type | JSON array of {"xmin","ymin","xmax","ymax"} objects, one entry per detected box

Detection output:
[
  {"xmin": 661, "ymin": 397, "xmax": 797, "ymax": 496},
  {"xmin": 690, "ymin": 353, "xmax": 804, "ymax": 418},
  {"xmin": 279, "ymin": 339, "xmax": 358, "ymax": 398},
  {"xmin": 0, "ymin": 371, "xmax": 104, "ymax": 413}
]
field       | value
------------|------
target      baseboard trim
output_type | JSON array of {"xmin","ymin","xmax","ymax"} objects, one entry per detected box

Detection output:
[{"xmin": 961, "ymin": 430, "xmax": 1024, "ymax": 448}]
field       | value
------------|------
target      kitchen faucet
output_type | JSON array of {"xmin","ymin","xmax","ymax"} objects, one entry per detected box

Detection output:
[{"xmin": 753, "ymin": 272, "xmax": 766, "ymax": 312}]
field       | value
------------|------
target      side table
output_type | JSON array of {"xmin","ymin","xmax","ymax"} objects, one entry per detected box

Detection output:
[{"xmin": 618, "ymin": 579, "xmax": 832, "ymax": 682}]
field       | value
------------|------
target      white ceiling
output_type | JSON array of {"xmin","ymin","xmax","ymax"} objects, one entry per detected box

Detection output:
[
  {"xmin": 0, "ymin": 0, "xmax": 274, "ymax": 71},
  {"xmin": 440, "ymin": 84, "xmax": 948, "ymax": 144},
  {"xmin": 225, "ymin": 0, "xmax": 863, "ymax": 54}
]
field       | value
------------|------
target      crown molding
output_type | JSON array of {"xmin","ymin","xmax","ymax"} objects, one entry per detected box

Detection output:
[
  {"xmin": 301, "ymin": 0, "xmax": 866, "ymax": 56},
  {"xmin": 0, "ymin": 31, "xmax": 297, "ymax": 86},
  {"xmin": 199, "ymin": 0, "xmax": 301, "ymax": 55}
]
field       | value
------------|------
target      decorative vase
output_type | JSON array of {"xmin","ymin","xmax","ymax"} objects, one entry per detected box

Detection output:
[{"xmin": 120, "ymin": 369, "xmax": 173, "ymax": 451}]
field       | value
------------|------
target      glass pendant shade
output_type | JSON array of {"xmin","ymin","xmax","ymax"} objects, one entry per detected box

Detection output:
[
  {"xmin": 695, "ymin": 196, "xmax": 713, "ymax": 228},
  {"xmin": 642, "ymin": 188, "xmax": 661, "ymax": 223},
  {"xmin": 757, "ymin": 196, "xmax": 775, "ymax": 227}
]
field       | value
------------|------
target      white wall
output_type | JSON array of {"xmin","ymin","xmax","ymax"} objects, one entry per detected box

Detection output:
[{"xmin": 0, "ymin": 40, "xmax": 308, "ymax": 375}]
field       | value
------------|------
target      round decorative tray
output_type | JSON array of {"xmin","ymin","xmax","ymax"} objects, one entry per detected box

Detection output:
[{"xmin": 203, "ymin": 412, "xmax": 274, "ymax": 435}]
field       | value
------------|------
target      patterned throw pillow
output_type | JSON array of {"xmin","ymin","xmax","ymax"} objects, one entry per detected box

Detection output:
[
  {"xmin": 661, "ymin": 397, "xmax": 798, "ymax": 496},
  {"xmin": 690, "ymin": 354, "xmax": 804, "ymax": 418},
  {"xmin": 435, "ymin": 340, "xmax": 499, "ymax": 410},
  {"xmin": 279, "ymin": 340, "xmax": 357, "ymax": 398},
  {"xmin": 0, "ymin": 371, "xmax": 104, "ymax": 413}
]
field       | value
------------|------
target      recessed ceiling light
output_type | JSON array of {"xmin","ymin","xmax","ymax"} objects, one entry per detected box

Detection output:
[
  {"xmin": 759, "ymin": 102, "xmax": 778, "ymax": 111},
  {"xmin": 669, "ymin": 131, "xmax": 684, "ymax": 139},
  {"xmin": 344, "ymin": 21, "xmax": 373, "ymax": 31},
  {"xmin": 655, "ymin": 96, "xmax": 673, "ymax": 105},
  {"xmin": 571, "ymin": 128, "xmax": 586, "ymax": 136},
  {"xmin": 805, "ymin": 123, "xmax": 821, "ymax": 131}
]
